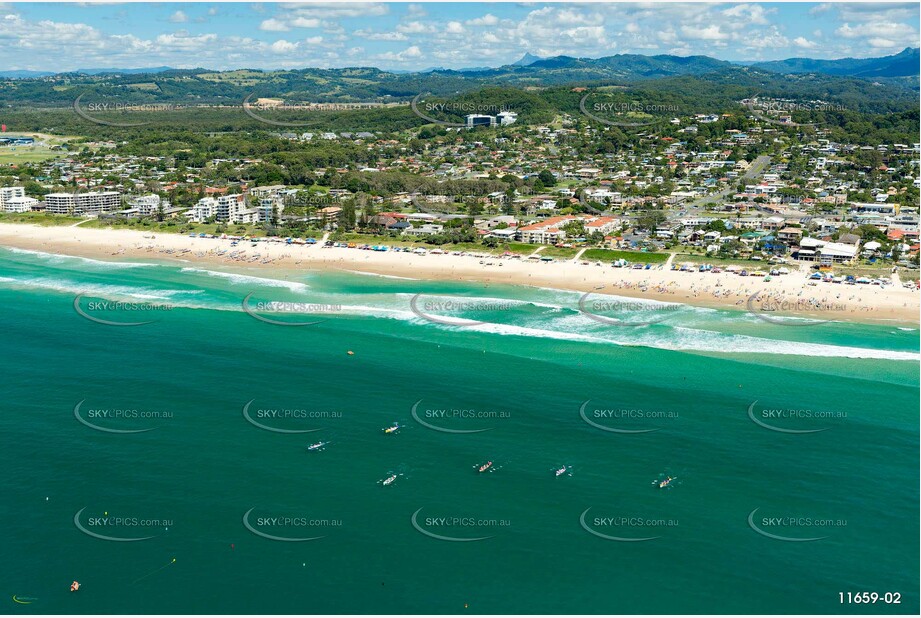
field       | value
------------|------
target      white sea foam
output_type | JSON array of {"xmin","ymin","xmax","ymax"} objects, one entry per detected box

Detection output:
[
  {"xmin": 180, "ymin": 267, "xmax": 310, "ymax": 292},
  {"xmin": 0, "ymin": 275, "xmax": 210, "ymax": 305},
  {"xmin": 332, "ymin": 297, "xmax": 919, "ymax": 361},
  {"xmin": 344, "ymin": 270, "xmax": 420, "ymax": 281},
  {"xmin": 3, "ymin": 247, "xmax": 158, "ymax": 269}
]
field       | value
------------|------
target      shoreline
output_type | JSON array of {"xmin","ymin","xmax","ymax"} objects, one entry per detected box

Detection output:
[{"xmin": 0, "ymin": 222, "xmax": 918, "ymax": 326}]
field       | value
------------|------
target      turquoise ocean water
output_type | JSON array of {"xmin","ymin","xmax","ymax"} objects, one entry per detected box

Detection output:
[{"xmin": 1, "ymin": 246, "xmax": 918, "ymax": 614}]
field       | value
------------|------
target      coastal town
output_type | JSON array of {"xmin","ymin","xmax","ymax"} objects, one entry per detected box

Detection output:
[{"xmin": 1, "ymin": 100, "xmax": 919, "ymax": 293}]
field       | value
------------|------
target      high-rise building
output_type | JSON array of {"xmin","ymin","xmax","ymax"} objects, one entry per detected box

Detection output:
[{"xmin": 43, "ymin": 191, "xmax": 121, "ymax": 216}]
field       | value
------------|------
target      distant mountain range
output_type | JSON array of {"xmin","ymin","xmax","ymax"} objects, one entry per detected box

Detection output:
[
  {"xmin": 0, "ymin": 48, "xmax": 916, "ymax": 113},
  {"xmin": 0, "ymin": 66, "xmax": 175, "ymax": 78},
  {"xmin": 748, "ymin": 47, "xmax": 919, "ymax": 78},
  {"xmin": 0, "ymin": 49, "xmax": 916, "ymax": 81}
]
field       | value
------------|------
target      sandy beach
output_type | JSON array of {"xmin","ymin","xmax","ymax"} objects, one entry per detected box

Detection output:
[{"xmin": 1, "ymin": 222, "xmax": 918, "ymax": 325}]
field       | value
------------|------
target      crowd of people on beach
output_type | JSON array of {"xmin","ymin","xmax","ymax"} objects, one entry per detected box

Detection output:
[{"xmin": 87, "ymin": 231, "xmax": 918, "ymax": 319}]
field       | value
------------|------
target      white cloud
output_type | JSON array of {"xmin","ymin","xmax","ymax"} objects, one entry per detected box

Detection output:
[
  {"xmin": 722, "ymin": 4, "xmax": 772, "ymax": 27},
  {"xmin": 155, "ymin": 31, "xmax": 218, "ymax": 49},
  {"xmin": 465, "ymin": 14, "xmax": 498, "ymax": 27},
  {"xmin": 836, "ymin": 21, "xmax": 915, "ymax": 39},
  {"xmin": 375, "ymin": 45, "xmax": 422, "ymax": 62},
  {"xmin": 276, "ymin": 2, "xmax": 388, "ymax": 19},
  {"xmin": 291, "ymin": 17, "xmax": 321, "ymax": 28},
  {"xmin": 259, "ymin": 18, "xmax": 289, "ymax": 32},
  {"xmin": 354, "ymin": 29, "xmax": 407, "ymax": 41},
  {"xmin": 406, "ymin": 4, "xmax": 426, "ymax": 18},
  {"xmin": 396, "ymin": 21, "xmax": 435, "ymax": 34},
  {"xmin": 445, "ymin": 21, "xmax": 465, "ymax": 35},
  {"xmin": 868, "ymin": 37, "xmax": 897, "ymax": 48},
  {"xmin": 681, "ymin": 25, "xmax": 729, "ymax": 41},
  {"xmin": 270, "ymin": 39, "xmax": 297, "ymax": 53},
  {"xmin": 793, "ymin": 37, "xmax": 817, "ymax": 49},
  {"xmin": 168, "ymin": 11, "xmax": 187, "ymax": 24}
]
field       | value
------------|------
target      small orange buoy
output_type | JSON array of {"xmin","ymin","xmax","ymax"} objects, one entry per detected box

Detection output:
[{"xmin": 70, "ymin": 581, "xmax": 80, "ymax": 592}]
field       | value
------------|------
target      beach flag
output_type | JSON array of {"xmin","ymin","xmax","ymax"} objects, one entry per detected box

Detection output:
[{"xmin": 1, "ymin": 124, "xmax": 6, "ymax": 132}]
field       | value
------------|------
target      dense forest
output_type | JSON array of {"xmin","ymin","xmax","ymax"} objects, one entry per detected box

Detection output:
[{"xmin": 1, "ymin": 72, "xmax": 917, "ymax": 148}]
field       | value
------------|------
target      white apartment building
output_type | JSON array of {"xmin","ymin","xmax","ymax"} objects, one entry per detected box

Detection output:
[
  {"xmin": 4, "ymin": 196, "xmax": 39, "ymax": 213},
  {"xmin": 215, "ymin": 195, "xmax": 237, "ymax": 222},
  {"xmin": 129, "ymin": 194, "xmax": 164, "ymax": 217},
  {"xmin": 257, "ymin": 197, "xmax": 280, "ymax": 223},
  {"xmin": 189, "ymin": 197, "xmax": 217, "ymax": 223},
  {"xmin": 44, "ymin": 193, "xmax": 77, "ymax": 215},
  {"xmin": 190, "ymin": 194, "xmax": 256, "ymax": 224},
  {"xmin": 44, "ymin": 191, "xmax": 120, "ymax": 216},
  {"xmin": 0, "ymin": 186, "xmax": 25, "ymax": 209},
  {"xmin": 75, "ymin": 192, "xmax": 121, "ymax": 217}
]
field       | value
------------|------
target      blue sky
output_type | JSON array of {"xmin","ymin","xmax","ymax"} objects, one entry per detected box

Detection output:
[{"xmin": 1, "ymin": 2, "xmax": 918, "ymax": 72}]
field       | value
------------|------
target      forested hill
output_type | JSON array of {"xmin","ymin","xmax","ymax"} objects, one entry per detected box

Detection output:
[
  {"xmin": 0, "ymin": 49, "xmax": 916, "ymax": 109},
  {"xmin": 750, "ymin": 47, "xmax": 920, "ymax": 78}
]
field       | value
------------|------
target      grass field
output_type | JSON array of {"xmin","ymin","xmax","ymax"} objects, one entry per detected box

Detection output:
[
  {"xmin": 582, "ymin": 248, "xmax": 669, "ymax": 263},
  {"xmin": 537, "ymin": 246, "xmax": 579, "ymax": 259},
  {"xmin": 671, "ymin": 253, "xmax": 776, "ymax": 269},
  {"xmin": 0, "ymin": 132, "xmax": 76, "ymax": 165},
  {"xmin": 0, "ymin": 147, "xmax": 67, "ymax": 165},
  {"xmin": 0, "ymin": 212, "xmax": 82, "ymax": 226}
]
